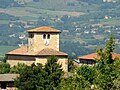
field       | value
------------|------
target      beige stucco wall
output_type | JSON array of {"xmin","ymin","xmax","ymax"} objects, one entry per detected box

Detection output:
[
  {"xmin": 6, "ymin": 87, "xmax": 18, "ymax": 90},
  {"xmin": 35, "ymin": 58, "xmax": 47, "ymax": 65},
  {"xmin": 58, "ymin": 58, "xmax": 68, "ymax": 72},
  {"xmin": 28, "ymin": 33, "xmax": 59, "ymax": 52},
  {"xmin": 35, "ymin": 57, "xmax": 68, "ymax": 72},
  {"xmin": 7, "ymin": 55, "xmax": 68, "ymax": 72},
  {"xmin": 7, "ymin": 60, "xmax": 35, "ymax": 67},
  {"xmin": 7, "ymin": 55, "xmax": 35, "ymax": 67}
]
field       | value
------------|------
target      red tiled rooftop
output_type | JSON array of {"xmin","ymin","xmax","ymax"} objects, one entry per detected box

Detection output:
[
  {"xmin": 6, "ymin": 46, "xmax": 67, "ymax": 56},
  {"xmin": 27, "ymin": 26, "xmax": 61, "ymax": 33},
  {"xmin": 78, "ymin": 53, "xmax": 98, "ymax": 60},
  {"xmin": 78, "ymin": 52, "xmax": 120, "ymax": 60},
  {"xmin": 37, "ymin": 48, "xmax": 68, "ymax": 56},
  {"xmin": 6, "ymin": 46, "xmax": 28, "ymax": 55}
]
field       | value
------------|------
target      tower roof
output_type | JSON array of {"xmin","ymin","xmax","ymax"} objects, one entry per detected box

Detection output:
[{"xmin": 27, "ymin": 26, "xmax": 61, "ymax": 33}]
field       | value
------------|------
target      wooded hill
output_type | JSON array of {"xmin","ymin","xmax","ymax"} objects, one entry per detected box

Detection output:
[{"xmin": 0, "ymin": 0, "xmax": 120, "ymax": 58}]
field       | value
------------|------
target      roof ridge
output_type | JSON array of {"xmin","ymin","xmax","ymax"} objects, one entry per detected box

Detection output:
[
  {"xmin": 37, "ymin": 48, "xmax": 68, "ymax": 56},
  {"xmin": 27, "ymin": 26, "xmax": 61, "ymax": 33}
]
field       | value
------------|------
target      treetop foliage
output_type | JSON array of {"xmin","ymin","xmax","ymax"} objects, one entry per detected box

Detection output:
[
  {"xmin": 0, "ymin": 36, "xmax": 120, "ymax": 90},
  {"xmin": 14, "ymin": 56, "xmax": 63, "ymax": 90},
  {"xmin": 97, "ymin": 35, "xmax": 115, "ymax": 64}
]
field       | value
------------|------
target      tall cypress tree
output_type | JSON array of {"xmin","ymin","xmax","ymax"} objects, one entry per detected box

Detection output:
[
  {"xmin": 95, "ymin": 35, "xmax": 116, "ymax": 89},
  {"xmin": 97, "ymin": 35, "xmax": 115, "ymax": 64},
  {"xmin": 44, "ymin": 56, "xmax": 63, "ymax": 90},
  {"xmin": 105, "ymin": 35, "xmax": 115, "ymax": 64}
]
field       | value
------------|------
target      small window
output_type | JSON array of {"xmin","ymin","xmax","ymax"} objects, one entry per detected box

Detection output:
[
  {"xmin": 29, "ymin": 33, "xmax": 34, "ymax": 38},
  {"xmin": 43, "ymin": 34, "xmax": 46, "ymax": 39},
  {"xmin": 1, "ymin": 83, "xmax": 6, "ymax": 89},
  {"xmin": 47, "ymin": 34, "xmax": 50, "ymax": 39}
]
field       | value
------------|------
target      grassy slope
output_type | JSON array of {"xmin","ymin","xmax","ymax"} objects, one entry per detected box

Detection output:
[
  {"xmin": 0, "ymin": 46, "xmax": 18, "ymax": 57},
  {"xmin": 0, "ymin": 0, "xmax": 99, "ymax": 21},
  {"xmin": 27, "ymin": 0, "xmax": 99, "ymax": 12}
]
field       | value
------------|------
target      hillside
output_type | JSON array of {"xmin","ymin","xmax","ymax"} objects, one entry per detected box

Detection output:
[{"xmin": 0, "ymin": 0, "xmax": 120, "ymax": 57}]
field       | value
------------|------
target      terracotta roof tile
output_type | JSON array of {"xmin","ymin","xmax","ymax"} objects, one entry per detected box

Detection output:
[
  {"xmin": 27, "ymin": 26, "xmax": 61, "ymax": 33},
  {"xmin": 6, "ymin": 46, "xmax": 67, "ymax": 56},
  {"xmin": 0, "ymin": 74, "xmax": 19, "ymax": 81},
  {"xmin": 78, "ymin": 53, "xmax": 98, "ymax": 60},
  {"xmin": 78, "ymin": 52, "xmax": 120, "ymax": 60},
  {"xmin": 37, "ymin": 48, "xmax": 68, "ymax": 56},
  {"xmin": 6, "ymin": 46, "xmax": 28, "ymax": 55}
]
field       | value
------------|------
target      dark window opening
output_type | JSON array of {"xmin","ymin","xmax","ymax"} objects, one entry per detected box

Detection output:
[
  {"xmin": 47, "ymin": 34, "xmax": 50, "ymax": 39},
  {"xmin": 29, "ymin": 33, "xmax": 34, "ymax": 38},
  {"xmin": 1, "ymin": 83, "xmax": 6, "ymax": 89},
  {"xmin": 7, "ymin": 82, "xmax": 14, "ymax": 87},
  {"xmin": 43, "ymin": 34, "xmax": 46, "ymax": 39},
  {"xmin": 80, "ymin": 59, "xmax": 96, "ymax": 65}
]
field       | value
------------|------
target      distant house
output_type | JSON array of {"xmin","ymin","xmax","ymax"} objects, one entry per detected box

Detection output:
[
  {"xmin": 103, "ymin": 0, "xmax": 116, "ymax": 3},
  {"xmin": 76, "ymin": 53, "xmax": 120, "ymax": 66},
  {"xmin": 0, "ymin": 74, "xmax": 19, "ymax": 90}
]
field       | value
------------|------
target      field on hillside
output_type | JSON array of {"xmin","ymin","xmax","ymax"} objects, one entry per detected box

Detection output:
[
  {"xmin": 25, "ymin": 0, "xmax": 99, "ymax": 12},
  {"xmin": 0, "ymin": 6, "xmax": 84, "ymax": 21},
  {"xmin": 0, "ymin": 46, "xmax": 18, "ymax": 57}
]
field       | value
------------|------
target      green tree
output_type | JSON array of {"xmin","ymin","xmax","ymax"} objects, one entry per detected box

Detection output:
[
  {"xmin": 44, "ymin": 56, "xmax": 63, "ymax": 90},
  {"xmin": 94, "ymin": 64, "xmax": 116, "ymax": 89},
  {"xmin": 68, "ymin": 59, "xmax": 75, "ymax": 72},
  {"xmin": 94, "ymin": 35, "xmax": 120, "ymax": 89},
  {"xmin": 58, "ymin": 73, "xmax": 90, "ymax": 90},
  {"xmin": 0, "ymin": 62, "xmax": 10, "ymax": 74},
  {"xmin": 105, "ymin": 35, "xmax": 115, "ymax": 64},
  {"xmin": 15, "ymin": 56, "xmax": 63, "ymax": 90},
  {"xmin": 10, "ymin": 63, "xmax": 28, "ymax": 74},
  {"xmin": 14, "ymin": 63, "xmax": 43, "ymax": 90},
  {"xmin": 97, "ymin": 35, "xmax": 115, "ymax": 65},
  {"xmin": 77, "ymin": 65, "xmax": 95, "ymax": 84}
]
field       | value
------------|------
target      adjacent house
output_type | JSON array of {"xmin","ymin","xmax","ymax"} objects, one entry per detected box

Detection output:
[
  {"xmin": 76, "ymin": 52, "xmax": 120, "ymax": 66},
  {"xmin": 6, "ymin": 26, "xmax": 68, "ymax": 72},
  {"xmin": 0, "ymin": 74, "xmax": 19, "ymax": 90}
]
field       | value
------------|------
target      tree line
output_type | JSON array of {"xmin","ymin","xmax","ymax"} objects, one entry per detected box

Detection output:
[{"xmin": 0, "ymin": 36, "xmax": 120, "ymax": 90}]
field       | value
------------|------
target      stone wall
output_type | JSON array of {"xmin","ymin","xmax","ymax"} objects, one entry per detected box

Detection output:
[{"xmin": 28, "ymin": 33, "xmax": 59, "ymax": 52}]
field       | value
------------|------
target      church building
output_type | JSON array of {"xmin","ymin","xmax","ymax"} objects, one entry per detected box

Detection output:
[{"xmin": 6, "ymin": 26, "xmax": 68, "ymax": 72}]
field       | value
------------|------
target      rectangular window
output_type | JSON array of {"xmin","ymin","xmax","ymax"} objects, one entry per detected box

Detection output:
[
  {"xmin": 1, "ymin": 83, "xmax": 6, "ymax": 89},
  {"xmin": 28, "ymin": 33, "xmax": 34, "ymax": 38},
  {"xmin": 47, "ymin": 34, "xmax": 50, "ymax": 39}
]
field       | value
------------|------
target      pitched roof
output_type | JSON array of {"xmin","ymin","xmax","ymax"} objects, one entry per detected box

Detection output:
[
  {"xmin": 6, "ymin": 46, "xmax": 67, "ymax": 56},
  {"xmin": 78, "ymin": 52, "xmax": 120, "ymax": 60},
  {"xmin": 27, "ymin": 26, "xmax": 61, "ymax": 33},
  {"xmin": 6, "ymin": 46, "xmax": 28, "ymax": 55},
  {"xmin": 37, "ymin": 48, "xmax": 68, "ymax": 56},
  {"xmin": 0, "ymin": 74, "xmax": 19, "ymax": 82},
  {"xmin": 78, "ymin": 53, "xmax": 98, "ymax": 60}
]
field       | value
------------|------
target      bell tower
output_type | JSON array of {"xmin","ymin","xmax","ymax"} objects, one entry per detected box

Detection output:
[{"xmin": 27, "ymin": 26, "xmax": 61, "ymax": 52}]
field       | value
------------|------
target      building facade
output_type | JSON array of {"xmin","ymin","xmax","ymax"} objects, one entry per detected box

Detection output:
[
  {"xmin": 6, "ymin": 26, "xmax": 68, "ymax": 72},
  {"xmin": 76, "ymin": 52, "xmax": 120, "ymax": 66}
]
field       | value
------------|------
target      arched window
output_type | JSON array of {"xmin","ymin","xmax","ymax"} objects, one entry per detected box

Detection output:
[
  {"xmin": 47, "ymin": 34, "xmax": 50, "ymax": 39},
  {"xmin": 43, "ymin": 34, "xmax": 46, "ymax": 39}
]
